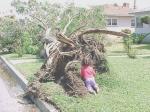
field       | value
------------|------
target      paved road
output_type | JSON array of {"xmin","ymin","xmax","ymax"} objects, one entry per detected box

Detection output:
[
  {"xmin": 0, "ymin": 67, "xmax": 39, "ymax": 112},
  {"xmin": 0, "ymin": 78, "xmax": 24, "ymax": 112}
]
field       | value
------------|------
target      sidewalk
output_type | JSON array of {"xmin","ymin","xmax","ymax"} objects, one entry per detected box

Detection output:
[
  {"xmin": 108, "ymin": 54, "xmax": 150, "ymax": 57},
  {"xmin": 9, "ymin": 59, "xmax": 41, "ymax": 64}
]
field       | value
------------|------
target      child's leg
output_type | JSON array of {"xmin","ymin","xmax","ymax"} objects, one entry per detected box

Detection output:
[
  {"xmin": 87, "ymin": 86, "xmax": 96, "ymax": 95},
  {"xmin": 85, "ymin": 79, "xmax": 96, "ymax": 94},
  {"xmin": 94, "ymin": 84, "xmax": 99, "ymax": 93},
  {"xmin": 90, "ymin": 78, "xmax": 100, "ymax": 93}
]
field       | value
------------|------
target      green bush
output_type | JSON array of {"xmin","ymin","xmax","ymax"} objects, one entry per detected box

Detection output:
[
  {"xmin": 123, "ymin": 36, "xmax": 136, "ymax": 59},
  {"xmin": 26, "ymin": 45, "xmax": 39, "ymax": 55},
  {"xmin": 15, "ymin": 45, "xmax": 24, "ymax": 57},
  {"xmin": 127, "ymin": 48, "xmax": 137, "ymax": 59},
  {"xmin": 22, "ymin": 32, "xmax": 32, "ymax": 53},
  {"xmin": 131, "ymin": 34, "xmax": 145, "ymax": 44},
  {"xmin": 0, "ymin": 17, "xmax": 42, "ymax": 56},
  {"xmin": 141, "ymin": 16, "xmax": 150, "ymax": 24},
  {"xmin": 14, "ymin": 32, "xmax": 42, "ymax": 56}
]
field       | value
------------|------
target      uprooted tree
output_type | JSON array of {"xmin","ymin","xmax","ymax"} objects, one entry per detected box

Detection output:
[
  {"xmin": 12, "ymin": 0, "xmax": 128, "ymax": 103},
  {"xmin": 27, "ymin": 28, "xmax": 128, "ymax": 99}
]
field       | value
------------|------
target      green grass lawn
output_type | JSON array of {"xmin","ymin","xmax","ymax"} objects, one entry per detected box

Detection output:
[
  {"xmin": 14, "ymin": 60, "xmax": 43, "ymax": 82},
  {"xmin": 106, "ymin": 43, "xmax": 150, "ymax": 56},
  {"xmin": 13, "ymin": 56, "xmax": 150, "ymax": 112},
  {"xmin": 2, "ymin": 53, "xmax": 40, "ymax": 60},
  {"xmin": 39, "ymin": 56, "xmax": 150, "ymax": 112}
]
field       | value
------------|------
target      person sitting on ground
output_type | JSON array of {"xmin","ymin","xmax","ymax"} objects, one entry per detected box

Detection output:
[{"xmin": 80, "ymin": 57, "xmax": 99, "ymax": 94}]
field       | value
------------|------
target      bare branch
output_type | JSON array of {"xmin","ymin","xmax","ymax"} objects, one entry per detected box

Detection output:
[
  {"xmin": 68, "ymin": 25, "xmax": 86, "ymax": 38},
  {"xmin": 59, "ymin": 50, "xmax": 79, "ymax": 56},
  {"xmin": 56, "ymin": 32, "xmax": 75, "ymax": 47},
  {"xmin": 62, "ymin": 13, "xmax": 79, "ymax": 35},
  {"xmin": 62, "ymin": 14, "xmax": 73, "ymax": 34}
]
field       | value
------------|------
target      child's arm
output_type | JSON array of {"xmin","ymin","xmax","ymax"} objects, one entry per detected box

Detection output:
[
  {"xmin": 91, "ymin": 67, "xmax": 96, "ymax": 77},
  {"xmin": 80, "ymin": 68, "xmax": 84, "ymax": 78}
]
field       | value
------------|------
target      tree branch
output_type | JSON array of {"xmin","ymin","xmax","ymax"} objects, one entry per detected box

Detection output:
[
  {"xmin": 29, "ymin": 15, "xmax": 48, "ymax": 30},
  {"xmin": 68, "ymin": 25, "xmax": 86, "ymax": 38},
  {"xmin": 62, "ymin": 14, "xmax": 73, "ymax": 34},
  {"xmin": 65, "ymin": 60, "xmax": 80, "ymax": 72},
  {"xmin": 59, "ymin": 50, "xmax": 78, "ymax": 56},
  {"xmin": 56, "ymin": 32, "xmax": 75, "ymax": 47}
]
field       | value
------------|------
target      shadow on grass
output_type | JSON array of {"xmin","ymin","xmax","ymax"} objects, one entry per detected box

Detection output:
[
  {"xmin": 35, "ymin": 59, "xmax": 45, "ymax": 63},
  {"xmin": 142, "ymin": 56, "xmax": 150, "ymax": 59},
  {"xmin": 136, "ymin": 44, "xmax": 150, "ymax": 50},
  {"xmin": 111, "ymin": 51, "xmax": 126, "ymax": 54}
]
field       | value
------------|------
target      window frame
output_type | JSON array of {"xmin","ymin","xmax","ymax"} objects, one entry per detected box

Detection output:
[
  {"xmin": 131, "ymin": 19, "xmax": 135, "ymax": 27},
  {"xmin": 106, "ymin": 18, "xmax": 118, "ymax": 26},
  {"xmin": 112, "ymin": 19, "xmax": 118, "ymax": 26},
  {"xmin": 106, "ymin": 19, "xmax": 111, "ymax": 26}
]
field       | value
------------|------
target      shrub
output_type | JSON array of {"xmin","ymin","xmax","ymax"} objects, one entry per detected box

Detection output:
[
  {"xmin": 131, "ymin": 33, "xmax": 145, "ymax": 44},
  {"xmin": 123, "ymin": 36, "xmax": 136, "ymax": 59},
  {"xmin": 127, "ymin": 48, "xmax": 137, "ymax": 59},
  {"xmin": 26, "ymin": 45, "xmax": 39, "ymax": 55},
  {"xmin": 22, "ymin": 32, "xmax": 32, "ymax": 53},
  {"xmin": 15, "ymin": 45, "xmax": 25, "ymax": 57},
  {"xmin": 141, "ymin": 16, "xmax": 150, "ymax": 24}
]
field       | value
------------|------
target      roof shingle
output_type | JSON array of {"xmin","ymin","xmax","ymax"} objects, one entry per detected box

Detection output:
[{"xmin": 103, "ymin": 3, "xmax": 134, "ymax": 17}]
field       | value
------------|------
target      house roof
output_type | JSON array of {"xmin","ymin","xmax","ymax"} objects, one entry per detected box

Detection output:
[{"xmin": 103, "ymin": 3, "xmax": 134, "ymax": 17}]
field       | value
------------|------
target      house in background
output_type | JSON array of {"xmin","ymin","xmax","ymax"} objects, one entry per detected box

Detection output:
[
  {"xmin": 131, "ymin": 7, "xmax": 150, "ymax": 34},
  {"xmin": 103, "ymin": 3, "xmax": 135, "ymax": 32},
  {"xmin": 0, "ymin": 10, "xmax": 15, "ymax": 18},
  {"xmin": 130, "ymin": 7, "xmax": 150, "ymax": 43}
]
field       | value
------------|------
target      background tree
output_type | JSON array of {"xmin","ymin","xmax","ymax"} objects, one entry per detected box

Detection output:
[{"xmin": 11, "ymin": 0, "xmax": 106, "ymax": 58}]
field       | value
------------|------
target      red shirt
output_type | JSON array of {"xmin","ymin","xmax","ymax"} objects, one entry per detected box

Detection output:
[{"xmin": 80, "ymin": 65, "xmax": 96, "ymax": 80}]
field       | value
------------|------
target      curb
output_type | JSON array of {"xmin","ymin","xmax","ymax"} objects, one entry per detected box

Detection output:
[{"xmin": 0, "ymin": 56, "xmax": 58, "ymax": 112}]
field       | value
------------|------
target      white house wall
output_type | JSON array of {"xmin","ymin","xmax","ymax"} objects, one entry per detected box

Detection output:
[
  {"xmin": 135, "ymin": 27, "xmax": 150, "ymax": 34},
  {"xmin": 106, "ymin": 16, "xmax": 135, "ymax": 32}
]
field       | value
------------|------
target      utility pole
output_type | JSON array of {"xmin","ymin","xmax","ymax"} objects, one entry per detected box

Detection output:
[{"xmin": 134, "ymin": 0, "xmax": 137, "ymax": 9}]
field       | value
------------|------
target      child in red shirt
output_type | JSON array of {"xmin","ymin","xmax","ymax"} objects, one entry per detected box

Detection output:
[{"xmin": 80, "ymin": 57, "xmax": 99, "ymax": 94}]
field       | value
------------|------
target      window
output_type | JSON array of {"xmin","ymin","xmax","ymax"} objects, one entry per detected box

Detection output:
[
  {"xmin": 106, "ymin": 19, "xmax": 111, "ymax": 25},
  {"xmin": 136, "ymin": 17, "xmax": 143, "ymax": 28},
  {"xmin": 106, "ymin": 18, "xmax": 118, "ymax": 26},
  {"xmin": 131, "ymin": 19, "xmax": 135, "ymax": 27},
  {"xmin": 112, "ymin": 19, "xmax": 117, "ymax": 25}
]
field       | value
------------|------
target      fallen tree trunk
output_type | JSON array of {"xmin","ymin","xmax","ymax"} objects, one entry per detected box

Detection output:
[{"xmin": 77, "ymin": 28, "xmax": 129, "ymax": 37}]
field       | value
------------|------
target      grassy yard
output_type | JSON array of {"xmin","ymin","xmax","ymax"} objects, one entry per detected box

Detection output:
[
  {"xmin": 2, "ymin": 53, "xmax": 44, "ymax": 81},
  {"xmin": 2, "ymin": 53, "xmax": 40, "ymax": 60},
  {"xmin": 38, "ymin": 56, "xmax": 150, "ymax": 112},
  {"xmin": 106, "ymin": 43, "xmax": 150, "ymax": 56},
  {"xmin": 3, "ymin": 44, "xmax": 150, "ymax": 112},
  {"xmin": 14, "ymin": 60, "xmax": 43, "ymax": 82},
  {"xmin": 11, "ymin": 56, "xmax": 150, "ymax": 112}
]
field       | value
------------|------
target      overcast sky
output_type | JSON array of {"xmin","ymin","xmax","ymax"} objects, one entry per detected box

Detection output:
[{"xmin": 0, "ymin": 0, "xmax": 150, "ymax": 12}]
